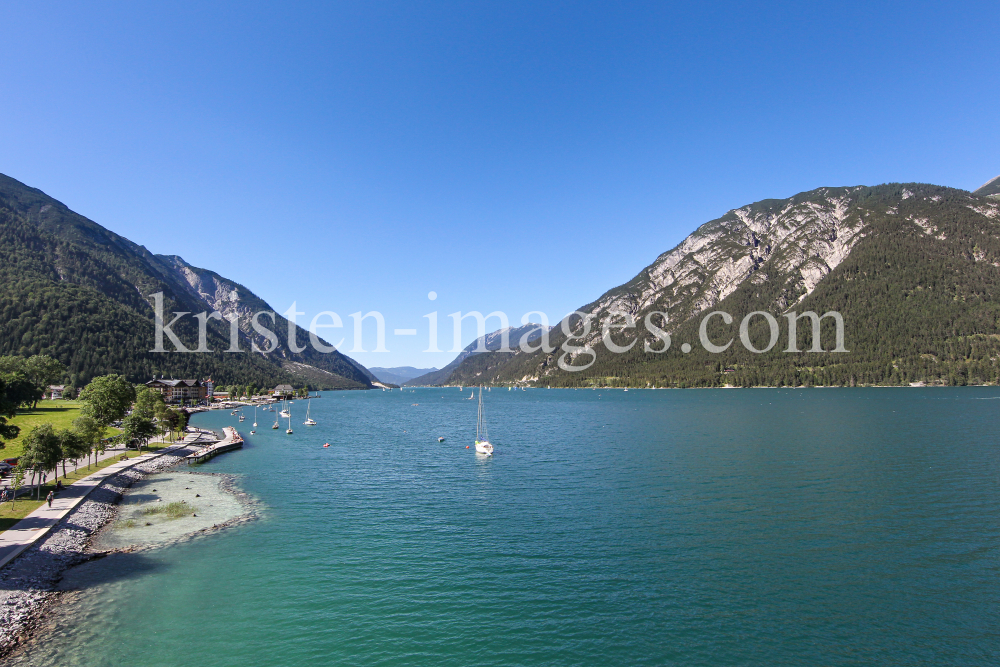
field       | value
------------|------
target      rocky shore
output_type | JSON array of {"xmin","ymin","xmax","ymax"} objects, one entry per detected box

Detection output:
[{"xmin": 0, "ymin": 449, "xmax": 195, "ymax": 658}]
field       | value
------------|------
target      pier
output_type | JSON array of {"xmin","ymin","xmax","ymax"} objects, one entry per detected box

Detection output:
[{"xmin": 186, "ymin": 427, "xmax": 243, "ymax": 464}]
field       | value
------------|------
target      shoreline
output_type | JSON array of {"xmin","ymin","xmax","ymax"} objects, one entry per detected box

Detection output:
[{"xmin": 0, "ymin": 446, "xmax": 255, "ymax": 661}]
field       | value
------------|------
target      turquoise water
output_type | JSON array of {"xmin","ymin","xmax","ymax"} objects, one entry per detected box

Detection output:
[{"xmin": 9, "ymin": 388, "xmax": 1000, "ymax": 666}]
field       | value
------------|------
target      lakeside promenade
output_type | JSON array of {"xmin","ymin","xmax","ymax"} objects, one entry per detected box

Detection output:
[
  {"xmin": 0, "ymin": 428, "xmax": 218, "ymax": 569},
  {"xmin": 2, "ymin": 427, "xmax": 224, "ymax": 500}
]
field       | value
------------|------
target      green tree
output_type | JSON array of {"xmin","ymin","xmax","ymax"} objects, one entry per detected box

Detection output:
[
  {"xmin": 0, "ymin": 355, "xmax": 65, "ymax": 407},
  {"xmin": 0, "ymin": 376, "xmax": 23, "ymax": 449},
  {"xmin": 72, "ymin": 414, "xmax": 104, "ymax": 469},
  {"xmin": 23, "ymin": 355, "xmax": 65, "ymax": 407},
  {"xmin": 1, "ymin": 372, "xmax": 44, "ymax": 409},
  {"xmin": 7, "ymin": 467, "xmax": 25, "ymax": 508},
  {"xmin": 20, "ymin": 424, "xmax": 62, "ymax": 499},
  {"xmin": 133, "ymin": 384, "xmax": 166, "ymax": 420},
  {"xmin": 79, "ymin": 374, "xmax": 136, "ymax": 427},
  {"xmin": 56, "ymin": 428, "xmax": 86, "ymax": 479},
  {"xmin": 0, "ymin": 356, "xmax": 24, "ymax": 376},
  {"xmin": 121, "ymin": 412, "xmax": 157, "ymax": 452}
]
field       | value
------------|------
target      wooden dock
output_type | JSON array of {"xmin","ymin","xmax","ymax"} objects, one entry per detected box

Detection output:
[{"xmin": 186, "ymin": 426, "xmax": 243, "ymax": 464}]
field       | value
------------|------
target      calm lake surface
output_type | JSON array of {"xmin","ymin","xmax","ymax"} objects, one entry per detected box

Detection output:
[{"xmin": 9, "ymin": 388, "xmax": 1000, "ymax": 666}]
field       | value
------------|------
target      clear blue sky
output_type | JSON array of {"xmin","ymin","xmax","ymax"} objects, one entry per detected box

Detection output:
[{"xmin": 2, "ymin": 1, "xmax": 998, "ymax": 369}]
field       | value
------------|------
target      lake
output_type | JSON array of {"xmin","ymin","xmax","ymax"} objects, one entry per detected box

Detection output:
[{"xmin": 8, "ymin": 387, "xmax": 1000, "ymax": 666}]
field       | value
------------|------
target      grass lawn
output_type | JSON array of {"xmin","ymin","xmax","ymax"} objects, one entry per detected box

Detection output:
[
  {"xmin": 1, "ymin": 400, "xmax": 120, "ymax": 460},
  {"xmin": 0, "ymin": 442, "xmax": 169, "ymax": 533}
]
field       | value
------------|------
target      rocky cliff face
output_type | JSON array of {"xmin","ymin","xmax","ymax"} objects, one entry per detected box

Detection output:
[
  {"xmin": 585, "ymin": 187, "xmax": 867, "ymax": 336},
  {"xmin": 152, "ymin": 254, "xmax": 376, "ymax": 385},
  {"xmin": 446, "ymin": 181, "xmax": 1000, "ymax": 387}
]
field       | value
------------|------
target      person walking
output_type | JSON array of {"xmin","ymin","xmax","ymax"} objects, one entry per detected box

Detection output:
[{"xmin": 46, "ymin": 490, "xmax": 54, "ymax": 508}]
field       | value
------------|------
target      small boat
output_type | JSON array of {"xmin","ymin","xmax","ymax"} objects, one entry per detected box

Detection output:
[
  {"xmin": 438, "ymin": 436, "xmax": 445, "ymax": 442},
  {"xmin": 323, "ymin": 443, "xmax": 330, "ymax": 448},
  {"xmin": 250, "ymin": 430, "xmax": 256, "ymax": 435},
  {"xmin": 286, "ymin": 409, "xmax": 293, "ymax": 434},
  {"xmin": 238, "ymin": 414, "xmax": 245, "ymax": 422},
  {"xmin": 253, "ymin": 405, "xmax": 258, "ymax": 428},
  {"xmin": 304, "ymin": 399, "xmax": 316, "ymax": 426},
  {"xmin": 474, "ymin": 386, "xmax": 493, "ymax": 456},
  {"xmin": 468, "ymin": 392, "xmax": 475, "ymax": 400}
]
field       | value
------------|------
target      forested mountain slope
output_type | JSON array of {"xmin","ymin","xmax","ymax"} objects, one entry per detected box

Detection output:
[
  {"xmin": 0, "ymin": 174, "xmax": 371, "ymax": 390},
  {"xmin": 447, "ymin": 182, "xmax": 1000, "ymax": 387}
]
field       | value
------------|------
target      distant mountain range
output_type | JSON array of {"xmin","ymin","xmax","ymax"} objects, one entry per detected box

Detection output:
[
  {"xmin": 0, "ymin": 174, "xmax": 374, "ymax": 390},
  {"xmin": 368, "ymin": 366, "xmax": 438, "ymax": 386},
  {"xmin": 405, "ymin": 323, "xmax": 552, "ymax": 386},
  {"xmin": 440, "ymin": 178, "xmax": 1000, "ymax": 388}
]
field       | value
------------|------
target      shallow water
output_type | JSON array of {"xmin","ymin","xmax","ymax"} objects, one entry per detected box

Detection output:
[
  {"xmin": 94, "ymin": 471, "xmax": 246, "ymax": 550},
  {"xmin": 7, "ymin": 388, "xmax": 1000, "ymax": 666}
]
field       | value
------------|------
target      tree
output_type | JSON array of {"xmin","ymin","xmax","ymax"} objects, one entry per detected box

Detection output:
[
  {"xmin": 72, "ymin": 414, "xmax": 104, "ymax": 469},
  {"xmin": 176, "ymin": 408, "xmax": 189, "ymax": 433},
  {"xmin": 79, "ymin": 375, "xmax": 136, "ymax": 427},
  {"xmin": 0, "ymin": 355, "xmax": 65, "ymax": 408},
  {"xmin": 121, "ymin": 412, "xmax": 157, "ymax": 453},
  {"xmin": 8, "ymin": 467, "xmax": 25, "ymax": 509},
  {"xmin": 20, "ymin": 424, "xmax": 62, "ymax": 499},
  {"xmin": 23, "ymin": 355, "xmax": 65, "ymax": 407},
  {"xmin": 1, "ymin": 372, "xmax": 43, "ymax": 410},
  {"xmin": 133, "ymin": 384, "xmax": 166, "ymax": 420},
  {"xmin": 0, "ymin": 376, "xmax": 23, "ymax": 449},
  {"xmin": 56, "ymin": 428, "xmax": 86, "ymax": 479}
]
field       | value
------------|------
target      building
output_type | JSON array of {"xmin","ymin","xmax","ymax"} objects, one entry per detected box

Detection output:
[
  {"xmin": 48, "ymin": 385, "xmax": 65, "ymax": 400},
  {"xmin": 272, "ymin": 384, "xmax": 294, "ymax": 399},
  {"xmin": 146, "ymin": 379, "xmax": 208, "ymax": 404}
]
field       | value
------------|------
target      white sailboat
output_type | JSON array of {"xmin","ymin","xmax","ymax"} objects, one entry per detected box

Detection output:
[
  {"xmin": 279, "ymin": 400, "xmax": 290, "ymax": 418},
  {"xmin": 286, "ymin": 408, "xmax": 293, "ymax": 434},
  {"xmin": 253, "ymin": 405, "xmax": 258, "ymax": 428},
  {"xmin": 304, "ymin": 398, "xmax": 316, "ymax": 426},
  {"xmin": 474, "ymin": 386, "xmax": 493, "ymax": 456}
]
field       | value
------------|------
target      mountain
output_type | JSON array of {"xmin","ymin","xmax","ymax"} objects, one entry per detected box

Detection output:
[
  {"xmin": 405, "ymin": 323, "xmax": 552, "ymax": 386},
  {"xmin": 975, "ymin": 175, "xmax": 1000, "ymax": 198},
  {"xmin": 0, "ymin": 173, "xmax": 373, "ymax": 390},
  {"xmin": 446, "ymin": 181, "xmax": 1000, "ymax": 388},
  {"xmin": 368, "ymin": 366, "xmax": 438, "ymax": 386}
]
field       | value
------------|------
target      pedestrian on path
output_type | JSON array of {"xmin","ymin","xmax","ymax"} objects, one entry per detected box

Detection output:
[{"xmin": 46, "ymin": 490, "xmax": 54, "ymax": 508}]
